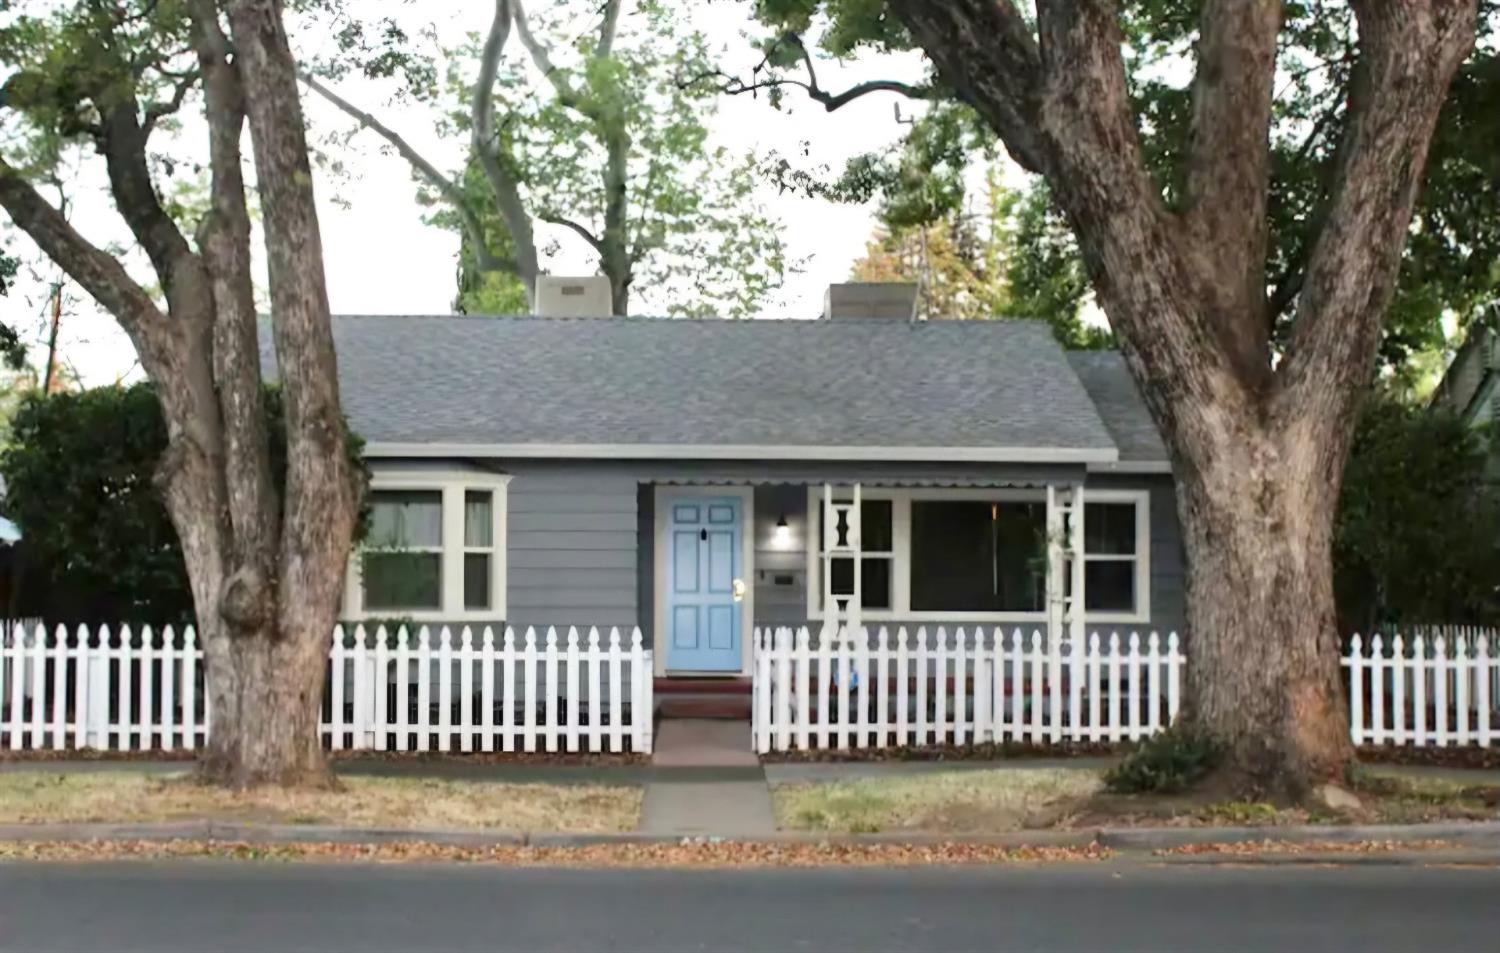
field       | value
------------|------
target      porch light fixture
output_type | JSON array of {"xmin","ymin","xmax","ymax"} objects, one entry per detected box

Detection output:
[{"xmin": 774, "ymin": 514, "xmax": 792, "ymax": 548}]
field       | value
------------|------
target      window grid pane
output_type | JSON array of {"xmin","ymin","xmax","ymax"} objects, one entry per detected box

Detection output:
[
  {"xmin": 1084, "ymin": 502, "xmax": 1136, "ymax": 556},
  {"xmin": 464, "ymin": 552, "xmax": 491, "ymax": 610},
  {"xmin": 362, "ymin": 551, "xmax": 442, "ymax": 610},
  {"xmin": 464, "ymin": 490, "xmax": 493, "ymax": 548},
  {"xmin": 367, "ymin": 490, "xmax": 442, "ymax": 549}
]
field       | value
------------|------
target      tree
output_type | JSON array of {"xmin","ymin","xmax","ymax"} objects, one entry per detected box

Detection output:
[
  {"xmin": 753, "ymin": 0, "xmax": 1481, "ymax": 797},
  {"xmin": 305, "ymin": 1, "xmax": 786, "ymax": 316},
  {"xmin": 0, "ymin": 0, "xmax": 360, "ymax": 787},
  {"xmin": 1335, "ymin": 395, "xmax": 1500, "ymax": 631},
  {"xmin": 752, "ymin": 7, "xmax": 1500, "ymax": 383},
  {"xmin": 850, "ymin": 173, "xmax": 1107, "ymax": 346}
]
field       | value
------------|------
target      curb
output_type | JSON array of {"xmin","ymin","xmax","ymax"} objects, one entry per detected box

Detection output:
[
  {"xmin": 1095, "ymin": 820, "xmax": 1500, "ymax": 850},
  {"xmin": 2, "ymin": 820, "xmax": 1498, "ymax": 852}
]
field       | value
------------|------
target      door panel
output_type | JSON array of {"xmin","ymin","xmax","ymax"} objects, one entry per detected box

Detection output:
[{"xmin": 665, "ymin": 496, "xmax": 743, "ymax": 672}]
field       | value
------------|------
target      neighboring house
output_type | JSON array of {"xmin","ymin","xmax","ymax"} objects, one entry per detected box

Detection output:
[
  {"xmin": 1432, "ymin": 325, "xmax": 1499, "ymax": 479},
  {"xmin": 263, "ymin": 284, "xmax": 1184, "ymax": 688}
]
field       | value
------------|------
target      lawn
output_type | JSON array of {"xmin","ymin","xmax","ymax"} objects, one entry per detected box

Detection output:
[
  {"xmin": 773, "ymin": 768, "xmax": 1104, "ymax": 833},
  {"xmin": 772, "ymin": 765, "xmax": 1500, "ymax": 834},
  {"xmin": 0, "ymin": 771, "xmax": 642, "ymax": 833}
]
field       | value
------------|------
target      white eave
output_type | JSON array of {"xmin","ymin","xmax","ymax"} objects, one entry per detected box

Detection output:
[
  {"xmin": 362, "ymin": 441, "xmax": 1121, "ymax": 465},
  {"xmin": 1085, "ymin": 459, "xmax": 1173, "ymax": 474}
]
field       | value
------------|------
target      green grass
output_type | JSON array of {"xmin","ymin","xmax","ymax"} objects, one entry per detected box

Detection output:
[{"xmin": 772, "ymin": 768, "xmax": 1104, "ymax": 833}]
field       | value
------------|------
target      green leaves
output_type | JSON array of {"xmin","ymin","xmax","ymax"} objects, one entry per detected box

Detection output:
[
  {"xmin": 0, "ymin": 384, "xmax": 370, "ymax": 626},
  {"xmin": 1334, "ymin": 394, "xmax": 1500, "ymax": 630}
]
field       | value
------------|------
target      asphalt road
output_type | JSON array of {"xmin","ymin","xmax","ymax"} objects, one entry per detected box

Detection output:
[{"xmin": 2, "ymin": 860, "xmax": 1497, "ymax": 952}]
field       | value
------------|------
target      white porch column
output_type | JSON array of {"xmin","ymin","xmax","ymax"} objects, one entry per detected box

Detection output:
[
  {"xmin": 1045, "ymin": 485, "xmax": 1065, "ymax": 649},
  {"xmin": 1068, "ymin": 482, "xmax": 1086, "ymax": 650},
  {"xmin": 820, "ymin": 483, "xmax": 862, "ymax": 637}
]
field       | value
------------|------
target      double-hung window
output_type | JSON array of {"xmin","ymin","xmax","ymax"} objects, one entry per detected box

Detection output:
[
  {"xmin": 807, "ymin": 487, "xmax": 1150, "ymax": 623},
  {"xmin": 1080, "ymin": 498, "xmax": 1146, "ymax": 617},
  {"xmin": 347, "ymin": 470, "xmax": 510, "ymax": 620}
]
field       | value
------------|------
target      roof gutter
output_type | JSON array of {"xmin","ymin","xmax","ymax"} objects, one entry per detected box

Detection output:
[{"xmin": 362, "ymin": 441, "xmax": 1120, "ymax": 464}]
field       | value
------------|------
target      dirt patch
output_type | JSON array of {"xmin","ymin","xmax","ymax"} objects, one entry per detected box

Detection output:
[
  {"xmin": 1356, "ymin": 746, "xmax": 1500, "ymax": 771},
  {"xmin": 773, "ymin": 768, "xmax": 1103, "ymax": 833},
  {"xmin": 0, "ymin": 838, "xmax": 1113, "ymax": 867},
  {"xmin": 1069, "ymin": 769, "xmax": 1500, "ymax": 829},
  {"xmin": 0, "ymin": 771, "xmax": 641, "ymax": 832}
]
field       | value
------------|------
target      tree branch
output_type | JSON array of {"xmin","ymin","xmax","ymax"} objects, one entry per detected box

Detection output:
[
  {"xmin": 687, "ymin": 35, "xmax": 931, "ymax": 112},
  {"xmin": 300, "ymin": 71, "xmax": 506, "ymax": 275},
  {"xmin": 1181, "ymin": 0, "xmax": 1281, "ymax": 358},
  {"xmin": 511, "ymin": 0, "xmax": 583, "ymax": 108},
  {"xmin": 190, "ymin": 0, "xmax": 280, "ymax": 594},
  {"xmin": 472, "ymin": 0, "xmax": 540, "ymax": 297},
  {"xmin": 595, "ymin": 0, "xmax": 623, "ymax": 61},
  {"xmin": 97, "ymin": 100, "xmax": 198, "ymax": 293},
  {"xmin": 540, "ymin": 212, "xmax": 605, "ymax": 255},
  {"xmin": 886, "ymin": 0, "xmax": 1046, "ymax": 174},
  {"xmin": 1277, "ymin": 0, "xmax": 1479, "ymax": 421},
  {"xmin": 142, "ymin": 69, "xmax": 203, "ymax": 133},
  {"xmin": 0, "ymin": 158, "xmax": 165, "ymax": 337}
]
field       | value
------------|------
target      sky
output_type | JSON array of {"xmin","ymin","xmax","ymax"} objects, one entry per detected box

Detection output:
[{"xmin": 2, "ymin": 1, "xmax": 973, "ymax": 388}]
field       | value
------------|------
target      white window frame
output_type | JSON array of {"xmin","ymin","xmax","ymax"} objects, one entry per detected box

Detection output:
[
  {"xmin": 804, "ymin": 486, "xmax": 1150, "ymax": 624},
  {"xmin": 1076, "ymin": 488, "xmax": 1152, "ymax": 625},
  {"xmin": 344, "ymin": 469, "xmax": 511, "ymax": 622}
]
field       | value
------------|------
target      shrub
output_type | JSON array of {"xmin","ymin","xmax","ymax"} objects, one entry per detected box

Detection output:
[{"xmin": 1103, "ymin": 725, "xmax": 1221, "ymax": 794}]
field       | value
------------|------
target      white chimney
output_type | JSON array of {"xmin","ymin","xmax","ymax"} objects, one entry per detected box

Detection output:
[
  {"xmin": 823, "ymin": 282, "xmax": 920, "ymax": 320},
  {"xmin": 536, "ymin": 275, "xmax": 613, "ymax": 317}
]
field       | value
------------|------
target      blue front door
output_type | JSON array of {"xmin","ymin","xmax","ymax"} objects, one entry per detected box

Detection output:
[{"xmin": 665, "ymin": 497, "xmax": 743, "ymax": 672}]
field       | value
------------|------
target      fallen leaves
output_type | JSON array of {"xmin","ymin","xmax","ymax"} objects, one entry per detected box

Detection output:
[
  {"xmin": 1154, "ymin": 839, "xmax": 1458, "ymax": 857},
  {"xmin": 0, "ymin": 838, "xmax": 1114, "ymax": 868}
]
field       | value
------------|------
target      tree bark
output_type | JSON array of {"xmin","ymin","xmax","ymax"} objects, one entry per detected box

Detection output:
[
  {"xmin": 1, "ymin": 0, "xmax": 358, "ymax": 788},
  {"xmin": 889, "ymin": 0, "xmax": 1478, "ymax": 795}
]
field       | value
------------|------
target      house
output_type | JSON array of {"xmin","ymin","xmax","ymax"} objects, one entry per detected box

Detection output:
[
  {"xmin": 1432, "ymin": 325, "xmax": 1498, "ymax": 480},
  {"xmin": 265, "ymin": 284, "xmax": 1184, "ymax": 699}
]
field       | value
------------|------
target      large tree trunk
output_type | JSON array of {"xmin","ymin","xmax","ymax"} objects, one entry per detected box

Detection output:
[
  {"xmin": 889, "ymin": 0, "xmax": 1478, "ymax": 797},
  {"xmin": 1176, "ymin": 417, "xmax": 1354, "ymax": 794}
]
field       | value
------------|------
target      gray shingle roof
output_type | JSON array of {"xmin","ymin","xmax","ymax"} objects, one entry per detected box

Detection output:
[
  {"xmin": 1066, "ymin": 351, "xmax": 1169, "ymax": 463},
  {"xmin": 262, "ymin": 315, "xmax": 1130, "ymax": 460}
]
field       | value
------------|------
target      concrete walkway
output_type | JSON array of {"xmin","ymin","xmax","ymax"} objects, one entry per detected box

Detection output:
[{"xmin": 638, "ymin": 720, "xmax": 777, "ymax": 837}]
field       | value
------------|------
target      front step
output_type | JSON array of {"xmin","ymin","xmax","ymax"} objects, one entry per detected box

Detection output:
[
  {"xmin": 654, "ymin": 677, "xmax": 751, "ymax": 696},
  {"xmin": 655, "ymin": 676, "xmax": 752, "ymax": 719},
  {"xmin": 657, "ymin": 695, "xmax": 753, "ymax": 720}
]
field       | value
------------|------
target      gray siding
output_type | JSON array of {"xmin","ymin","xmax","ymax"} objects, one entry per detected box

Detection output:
[{"xmin": 505, "ymin": 463, "xmax": 640, "ymax": 630}]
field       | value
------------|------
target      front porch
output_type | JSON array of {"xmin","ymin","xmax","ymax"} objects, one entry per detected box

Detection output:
[{"xmin": 644, "ymin": 476, "xmax": 1119, "ymax": 684}]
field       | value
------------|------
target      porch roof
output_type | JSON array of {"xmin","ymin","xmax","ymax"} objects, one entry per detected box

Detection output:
[{"xmin": 263, "ymin": 314, "xmax": 1126, "ymax": 463}]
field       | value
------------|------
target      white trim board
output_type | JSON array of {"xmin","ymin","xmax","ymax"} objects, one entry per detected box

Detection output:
[
  {"xmin": 364, "ymin": 441, "xmax": 1119, "ymax": 464},
  {"xmin": 804, "ymin": 485, "xmax": 1153, "ymax": 626},
  {"xmin": 651, "ymin": 485, "xmax": 755, "ymax": 677}
]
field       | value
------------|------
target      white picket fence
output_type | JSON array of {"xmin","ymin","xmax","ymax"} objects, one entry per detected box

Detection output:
[
  {"xmin": 751, "ymin": 626, "xmax": 1184, "ymax": 753},
  {"xmin": 1344, "ymin": 627, "xmax": 1499, "ymax": 748},
  {"xmin": 0, "ymin": 623, "xmax": 654, "ymax": 755}
]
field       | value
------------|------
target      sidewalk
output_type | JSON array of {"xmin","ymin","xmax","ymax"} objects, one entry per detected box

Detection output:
[{"xmin": 639, "ymin": 720, "xmax": 776, "ymax": 837}]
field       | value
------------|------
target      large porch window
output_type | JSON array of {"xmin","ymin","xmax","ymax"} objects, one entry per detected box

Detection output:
[
  {"xmin": 808, "ymin": 487, "xmax": 1150, "ymax": 624},
  {"xmin": 911, "ymin": 500, "xmax": 1046, "ymax": 613}
]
